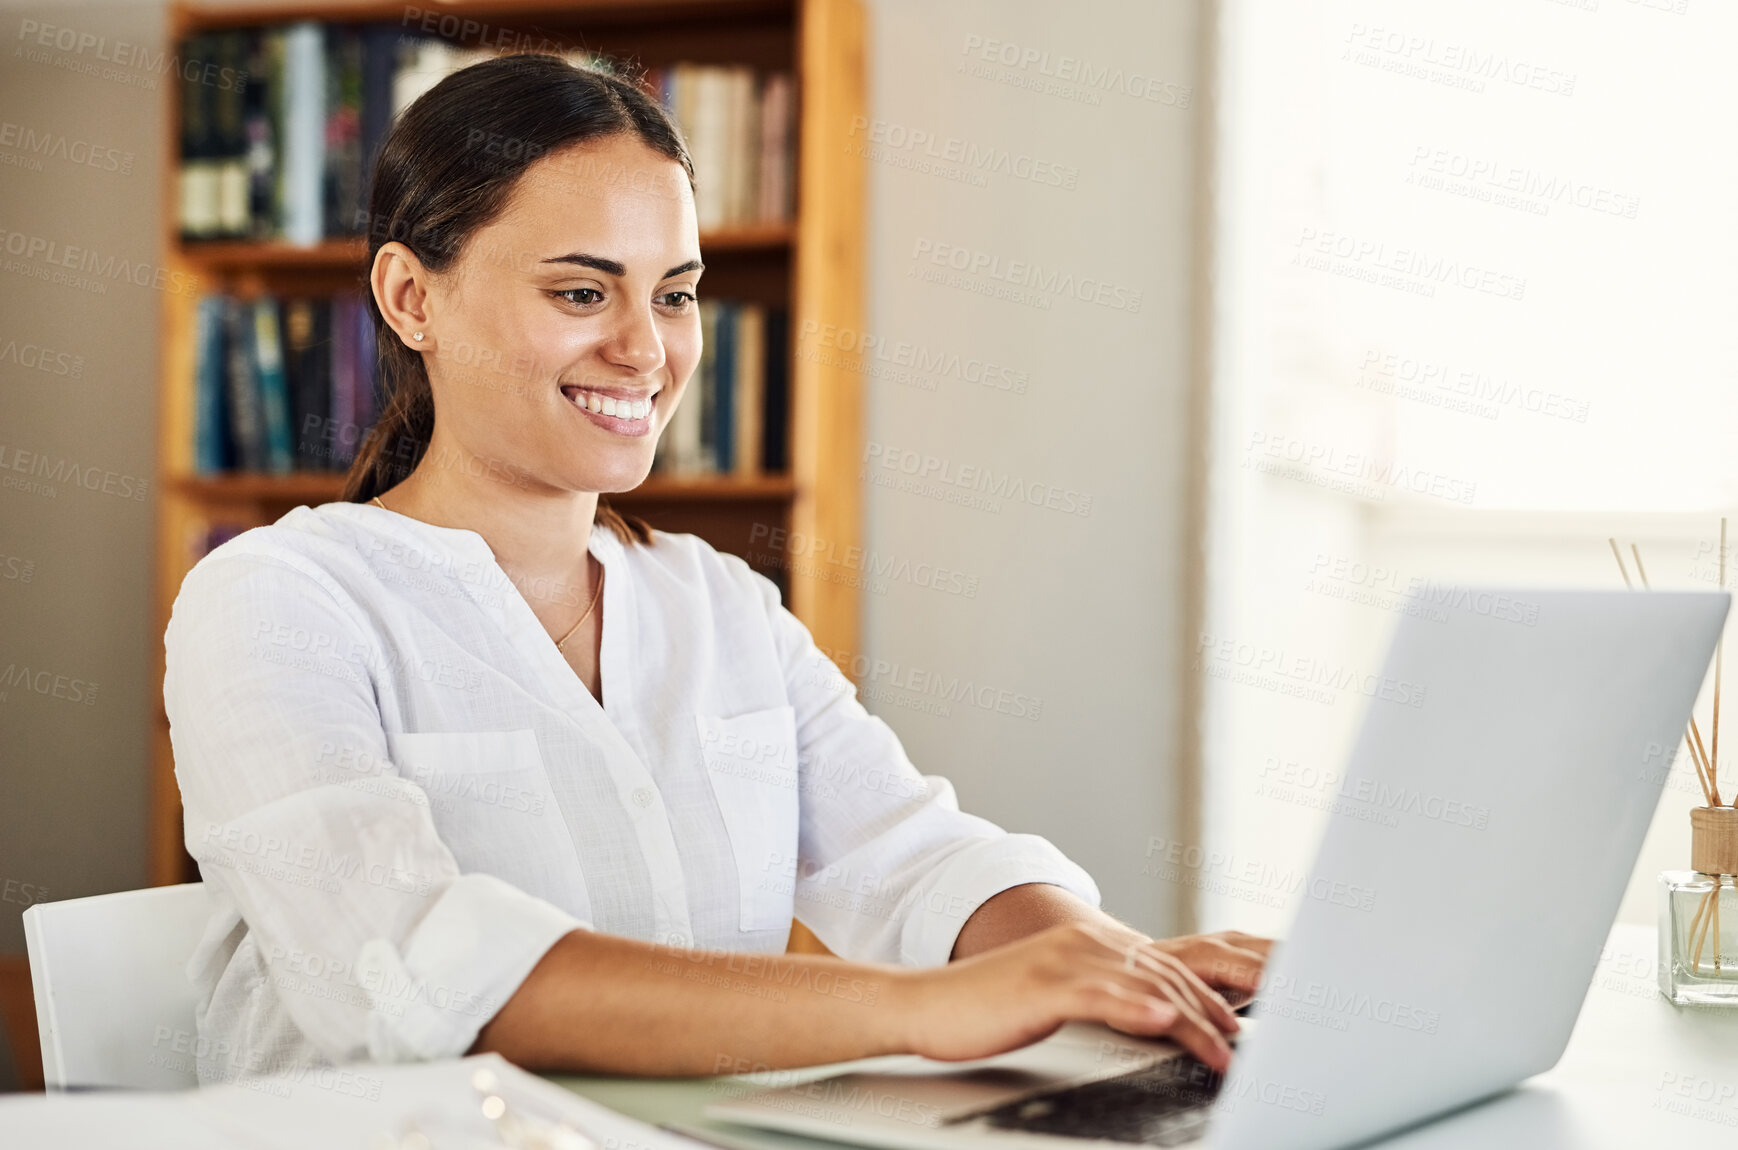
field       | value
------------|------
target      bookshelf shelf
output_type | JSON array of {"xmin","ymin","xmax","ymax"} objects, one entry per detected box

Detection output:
[
  {"xmin": 170, "ymin": 471, "xmax": 350, "ymax": 500},
  {"xmin": 178, "ymin": 0, "xmax": 795, "ymax": 34},
  {"xmin": 694, "ymin": 222, "xmax": 795, "ymax": 252},
  {"xmin": 178, "ymin": 237, "xmax": 364, "ymax": 271},
  {"xmin": 150, "ymin": 0, "xmax": 866, "ymax": 920},
  {"xmin": 177, "ymin": 224, "xmax": 793, "ymax": 272}
]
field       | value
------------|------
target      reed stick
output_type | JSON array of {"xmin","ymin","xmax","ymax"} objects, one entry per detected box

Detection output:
[
  {"xmin": 1678, "ymin": 711, "xmax": 1717, "ymax": 806},
  {"xmin": 1609, "ymin": 538, "xmax": 1632, "ymax": 589},
  {"xmin": 1693, "ymin": 886, "xmax": 1714, "ymax": 973},
  {"xmin": 1628, "ymin": 541, "xmax": 1723, "ymax": 805},
  {"xmin": 1692, "ymin": 723, "xmax": 1718, "ymax": 796},
  {"xmin": 1611, "ymin": 538, "xmax": 1713, "ymax": 802},
  {"xmin": 1690, "ymin": 885, "xmax": 1713, "ymax": 966},
  {"xmin": 1717, "ymin": 878, "xmax": 1724, "ymax": 973},
  {"xmin": 1692, "ymin": 882, "xmax": 1726, "ymax": 977},
  {"xmin": 1718, "ymin": 518, "xmax": 1729, "ymax": 969},
  {"xmin": 1717, "ymin": 518, "xmax": 1727, "ymax": 806}
]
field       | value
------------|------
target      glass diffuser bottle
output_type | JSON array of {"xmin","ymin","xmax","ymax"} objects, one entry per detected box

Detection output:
[
  {"xmin": 1613, "ymin": 527, "xmax": 1738, "ymax": 1005},
  {"xmin": 1660, "ymin": 806, "xmax": 1738, "ymax": 1004}
]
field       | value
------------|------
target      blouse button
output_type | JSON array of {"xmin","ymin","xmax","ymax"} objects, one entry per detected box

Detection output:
[{"xmin": 632, "ymin": 786, "xmax": 654, "ymax": 808}]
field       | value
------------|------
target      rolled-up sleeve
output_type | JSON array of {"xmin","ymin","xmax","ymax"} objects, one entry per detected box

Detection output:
[
  {"xmin": 750, "ymin": 575, "xmax": 1101, "ymax": 967},
  {"xmin": 164, "ymin": 551, "xmax": 584, "ymax": 1065}
]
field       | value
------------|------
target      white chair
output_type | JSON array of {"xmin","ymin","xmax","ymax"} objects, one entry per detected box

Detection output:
[{"xmin": 23, "ymin": 883, "xmax": 211, "ymax": 1090}]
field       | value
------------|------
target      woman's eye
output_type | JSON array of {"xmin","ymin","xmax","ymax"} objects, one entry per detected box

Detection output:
[
  {"xmin": 554, "ymin": 288, "xmax": 604, "ymax": 307},
  {"xmin": 658, "ymin": 291, "xmax": 698, "ymax": 311}
]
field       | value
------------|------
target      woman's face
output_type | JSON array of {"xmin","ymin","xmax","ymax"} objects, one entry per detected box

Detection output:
[{"xmin": 419, "ymin": 133, "xmax": 702, "ymax": 495}]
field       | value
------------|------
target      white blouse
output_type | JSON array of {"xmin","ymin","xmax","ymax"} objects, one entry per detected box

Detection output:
[{"xmin": 163, "ymin": 501, "xmax": 1098, "ymax": 1079}]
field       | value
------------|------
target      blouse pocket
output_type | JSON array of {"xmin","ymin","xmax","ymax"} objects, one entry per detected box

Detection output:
[
  {"xmin": 385, "ymin": 729, "xmax": 590, "ymax": 920},
  {"xmin": 695, "ymin": 705, "xmax": 801, "ymax": 932}
]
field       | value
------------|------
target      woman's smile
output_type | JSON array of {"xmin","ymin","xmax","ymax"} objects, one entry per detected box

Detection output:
[{"xmin": 561, "ymin": 384, "xmax": 659, "ymax": 437}]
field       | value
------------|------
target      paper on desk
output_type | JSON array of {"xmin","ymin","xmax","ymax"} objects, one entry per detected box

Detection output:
[{"xmin": 0, "ymin": 1053, "xmax": 720, "ymax": 1150}]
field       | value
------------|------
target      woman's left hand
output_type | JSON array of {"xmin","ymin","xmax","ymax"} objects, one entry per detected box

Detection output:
[
  {"xmin": 1143, "ymin": 930, "xmax": 1274, "ymax": 1000},
  {"xmin": 1093, "ymin": 924, "xmax": 1273, "ymax": 1001}
]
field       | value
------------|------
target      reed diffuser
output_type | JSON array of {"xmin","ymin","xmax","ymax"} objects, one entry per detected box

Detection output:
[{"xmin": 1613, "ymin": 524, "xmax": 1738, "ymax": 1005}]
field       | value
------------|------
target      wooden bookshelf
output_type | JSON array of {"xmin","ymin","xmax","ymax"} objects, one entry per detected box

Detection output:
[{"xmin": 149, "ymin": 0, "xmax": 866, "ymax": 898}]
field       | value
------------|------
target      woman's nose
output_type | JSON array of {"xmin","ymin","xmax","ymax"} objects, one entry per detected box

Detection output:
[{"xmin": 603, "ymin": 306, "xmax": 665, "ymax": 374}]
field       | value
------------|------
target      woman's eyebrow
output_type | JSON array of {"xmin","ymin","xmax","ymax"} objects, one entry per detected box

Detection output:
[{"xmin": 540, "ymin": 253, "xmax": 705, "ymax": 279}]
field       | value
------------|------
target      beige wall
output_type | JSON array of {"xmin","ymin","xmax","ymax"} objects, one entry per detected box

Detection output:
[
  {"xmin": 859, "ymin": 0, "xmax": 1205, "ymax": 936},
  {"xmin": 0, "ymin": 0, "xmax": 169, "ymax": 1090}
]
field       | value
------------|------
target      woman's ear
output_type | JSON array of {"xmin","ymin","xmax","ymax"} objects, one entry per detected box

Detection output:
[{"xmin": 372, "ymin": 241, "xmax": 435, "ymax": 351}]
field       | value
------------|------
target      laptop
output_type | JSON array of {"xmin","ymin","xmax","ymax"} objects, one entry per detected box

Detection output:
[{"xmin": 702, "ymin": 588, "xmax": 1728, "ymax": 1150}]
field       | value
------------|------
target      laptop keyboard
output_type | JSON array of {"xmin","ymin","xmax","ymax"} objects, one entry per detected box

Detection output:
[{"xmin": 975, "ymin": 1056, "xmax": 1222, "ymax": 1146}]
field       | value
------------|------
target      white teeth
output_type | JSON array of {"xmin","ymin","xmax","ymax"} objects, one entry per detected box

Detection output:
[{"xmin": 569, "ymin": 390, "xmax": 652, "ymax": 419}]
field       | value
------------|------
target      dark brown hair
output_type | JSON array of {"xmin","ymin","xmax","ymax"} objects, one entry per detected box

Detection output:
[{"xmin": 342, "ymin": 52, "xmax": 697, "ymax": 544}]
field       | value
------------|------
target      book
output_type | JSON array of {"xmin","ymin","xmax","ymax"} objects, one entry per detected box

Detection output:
[
  {"xmin": 329, "ymin": 293, "xmax": 358, "ymax": 467},
  {"xmin": 392, "ymin": 38, "xmax": 492, "ymax": 118},
  {"xmin": 280, "ymin": 22, "xmax": 326, "ymax": 245},
  {"xmin": 222, "ymin": 296, "xmax": 266, "ymax": 471},
  {"xmin": 178, "ymin": 33, "xmax": 220, "ymax": 239},
  {"xmin": 284, "ymin": 298, "xmax": 331, "ymax": 469},
  {"xmin": 354, "ymin": 299, "xmax": 380, "ymax": 432},
  {"xmin": 212, "ymin": 31, "xmax": 251, "ymax": 237},
  {"xmin": 686, "ymin": 66, "xmax": 730, "ymax": 232},
  {"xmin": 762, "ymin": 307, "xmax": 789, "ymax": 473},
  {"xmin": 663, "ymin": 298, "xmax": 706, "ymax": 475},
  {"xmin": 193, "ymin": 294, "xmax": 229, "ymax": 473},
  {"xmin": 734, "ymin": 304, "xmax": 765, "ymax": 477},
  {"xmin": 724, "ymin": 67, "xmax": 757, "ymax": 226},
  {"xmin": 696, "ymin": 298, "xmax": 720, "ymax": 472},
  {"xmin": 322, "ymin": 25, "xmax": 365, "ymax": 238},
  {"xmin": 713, "ymin": 302, "xmax": 737, "ymax": 474},
  {"xmin": 242, "ymin": 28, "xmax": 283, "ymax": 240},
  {"xmin": 358, "ymin": 24, "xmax": 403, "ymax": 217},
  {"xmin": 758, "ymin": 74, "xmax": 794, "ymax": 223},
  {"xmin": 252, "ymin": 297, "xmax": 294, "ymax": 473}
]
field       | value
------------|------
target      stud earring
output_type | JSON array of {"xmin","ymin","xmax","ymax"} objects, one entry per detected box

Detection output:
[{"xmin": 412, "ymin": 332, "xmax": 425, "ymax": 342}]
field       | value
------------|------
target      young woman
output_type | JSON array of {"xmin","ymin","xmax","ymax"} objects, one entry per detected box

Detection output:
[{"xmin": 164, "ymin": 53, "xmax": 1268, "ymax": 1084}]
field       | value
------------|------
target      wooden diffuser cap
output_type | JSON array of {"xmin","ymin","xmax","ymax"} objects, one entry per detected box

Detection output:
[{"xmin": 1690, "ymin": 806, "xmax": 1738, "ymax": 875}]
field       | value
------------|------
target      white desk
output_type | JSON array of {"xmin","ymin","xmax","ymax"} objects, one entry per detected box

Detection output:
[
  {"xmin": 547, "ymin": 924, "xmax": 1738, "ymax": 1149},
  {"xmin": 0, "ymin": 924, "xmax": 1733, "ymax": 1148}
]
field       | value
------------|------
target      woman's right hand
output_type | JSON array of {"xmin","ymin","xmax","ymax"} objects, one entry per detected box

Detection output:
[{"xmin": 892, "ymin": 921, "xmax": 1241, "ymax": 1071}]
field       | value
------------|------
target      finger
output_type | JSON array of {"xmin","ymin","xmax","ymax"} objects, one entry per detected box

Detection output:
[
  {"xmin": 1134, "ymin": 983, "xmax": 1232, "ymax": 1072},
  {"xmin": 1142, "ymin": 956, "xmax": 1240, "ymax": 1036},
  {"xmin": 1095, "ymin": 959, "xmax": 1234, "ymax": 1067},
  {"xmin": 1095, "ymin": 954, "xmax": 1217, "ymax": 1033},
  {"xmin": 1139, "ymin": 951, "xmax": 1239, "ymax": 1033},
  {"xmin": 1215, "ymin": 931, "xmax": 1276, "ymax": 957},
  {"xmin": 1157, "ymin": 936, "xmax": 1264, "ymax": 993},
  {"xmin": 1083, "ymin": 982, "xmax": 1230, "ymax": 1073},
  {"xmin": 1075, "ymin": 979, "xmax": 1181, "ymax": 1039},
  {"xmin": 1192, "ymin": 942, "xmax": 1267, "ymax": 994},
  {"xmin": 1095, "ymin": 945, "xmax": 1237, "ymax": 1036}
]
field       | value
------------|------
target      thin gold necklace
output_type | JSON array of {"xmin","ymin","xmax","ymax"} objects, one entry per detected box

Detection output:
[
  {"xmin": 370, "ymin": 494, "xmax": 603, "ymax": 651},
  {"xmin": 553, "ymin": 562, "xmax": 604, "ymax": 651}
]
